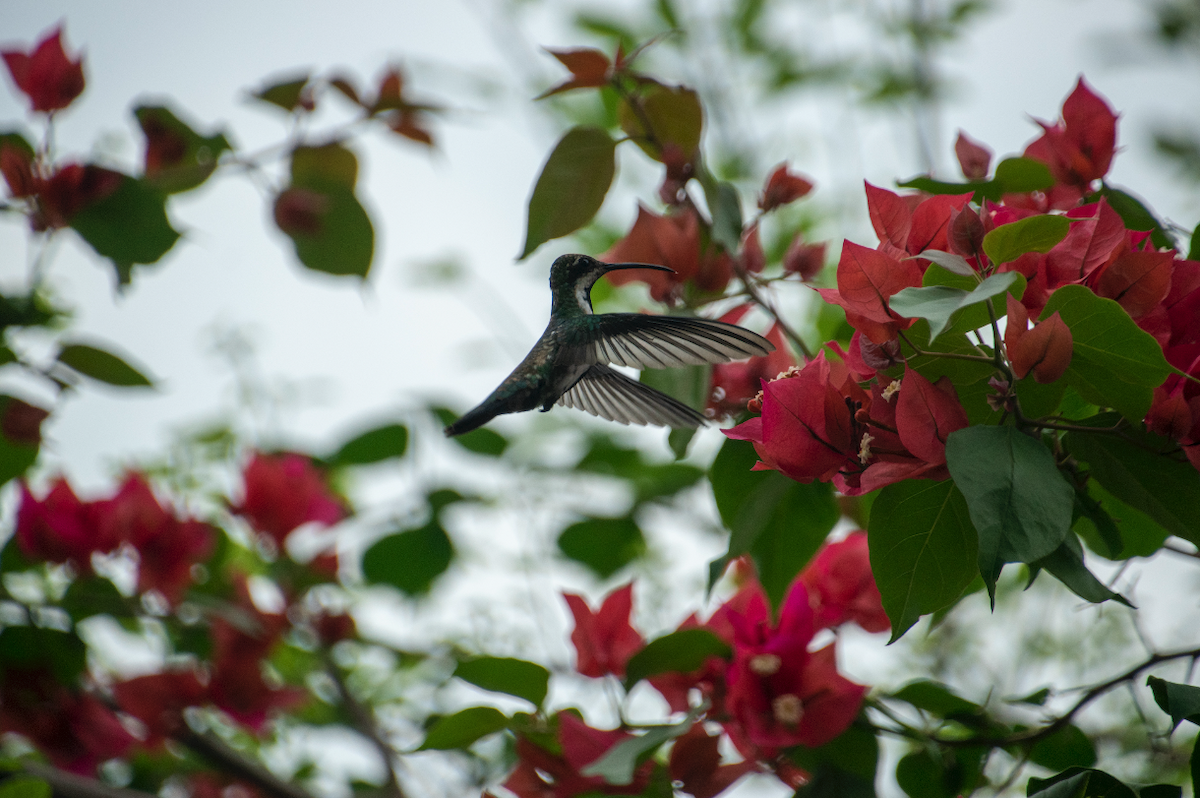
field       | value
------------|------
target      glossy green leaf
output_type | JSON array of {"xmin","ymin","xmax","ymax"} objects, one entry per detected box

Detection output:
[
  {"xmin": 623, "ymin": 628, "xmax": 731, "ymax": 689},
  {"xmin": 709, "ymin": 438, "xmax": 839, "ymax": 610},
  {"xmin": 1030, "ymin": 535, "xmax": 1132, "ymax": 606},
  {"xmin": 70, "ymin": 176, "xmax": 180, "ymax": 283},
  {"xmin": 618, "ymin": 84, "xmax": 703, "ymax": 162},
  {"xmin": 134, "ymin": 105, "xmax": 232, "ymax": 194},
  {"xmin": 1029, "ymin": 724, "xmax": 1097, "ymax": 771},
  {"xmin": 418, "ymin": 706, "xmax": 508, "ymax": 750},
  {"xmin": 912, "ymin": 249, "xmax": 975, "ymax": 276},
  {"xmin": 251, "ymin": 74, "xmax": 310, "ymax": 112},
  {"xmin": 328, "ymin": 423, "xmax": 408, "ymax": 466},
  {"xmin": 945, "ymin": 425, "xmax": 1073, "ymax": 602},
  {"xmin": 454, "ymin": 656, "xmax": 550, "ymax": 708},
  {"xmin": 1147, "ymin": 676, "xmax": 1200, "ymax": 730},
  {"xmin": 869, "ymin": 480, "xmax": 978, "ymax": 640},
  {"xmin": 557, "ymin": 515, "xmax": 645, "ymax": 579},
  {"xmin": 1099, "ymin": 184, "xmax": 1176, "ymax": 250},
  {"xmin": 361, "ymin": 521, "xmax": 454, "ymax": 596},
  {"xmin": 992, "ymin": 157, "xmax": 1054, "ymax": 194},
  {"xmin": 57, "ymin": 342, "xmax": 154, "ymax": 387},
  {"xmin": 433, "ymin": 407, "xmax": 508, "ymax": 456},
  {"xmin": 520, "ymin": 126, "xmax": 616, "ymax": 259},
  {"xmin": 890, "ymin": 271, "xmax": 1018, "ymax": 341},
  {"xmin": 982, "ymin": 214, "xmax": 1069, "ymax": 266},
  {"xmin": 1066, "ymin": 423, "xmax": 1200, "ymax": 548},
  {"xmin": 791, "ymin": 724, "xmax": 879, "ymax": 798},
  {"xmin": 891, "ymin": 680, "xmax": 982, "ymax": 718},
  {"xmin": 1041, "ymin": 286, "xmax": 1171, "ymax": 420}
]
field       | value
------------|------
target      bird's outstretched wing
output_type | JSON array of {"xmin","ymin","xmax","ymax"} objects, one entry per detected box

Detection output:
[
  {"xmin": 588, "ymin": 314, "xmax": 774, "ymax": 370},
  {"xmin": 557, "ymin": 364, "xmax": 706, "ymax": 428}
]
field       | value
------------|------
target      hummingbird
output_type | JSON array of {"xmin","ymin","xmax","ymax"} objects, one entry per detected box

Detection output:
[{"xmin": 444, "ymin": 254, "xmax": 775, "ymax": 437}]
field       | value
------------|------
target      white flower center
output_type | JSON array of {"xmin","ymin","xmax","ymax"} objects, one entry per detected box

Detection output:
[
  {"xmin": 881, "ymin": 379, "xmax": 902, "ymax": 401},
  {"xmin": 772, "ymin": 693, "xmax": 804, "ymax": 725},
  {"xmin": 749, "ymin": 653, "xmax": 782, "ymax": 676},
  {"xmin": 858, "ymin": 431, "xmax": 875, "ymax": 463}
]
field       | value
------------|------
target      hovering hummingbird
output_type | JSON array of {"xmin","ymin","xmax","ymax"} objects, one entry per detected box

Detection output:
[{"xmin": 444, "ymin": 254, "xmax": 775, "ymax": 437}]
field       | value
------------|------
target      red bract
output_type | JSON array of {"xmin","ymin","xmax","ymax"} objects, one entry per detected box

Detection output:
[
  {"xmin": 505, "ymin": 713, "xmax": 653, "ymax": 798},
  {"xmin": 16, "ymin": 478, "xmax": 118, "ymax": 569},
  {"xmin": 208, "ymin": 577, "xmax": 306, "ymax": 731},
  {"xmin": 816, "ymin": 241, "xmax": 921, "ymax": 344},
  {"xmin": 2, "ymin": 27, "xmax": 85, "ymax": 113},
  {"xmin": 1023, "ymin": 77, "xmax": 1118, "ymax": 190},
  {"xmin": 112, "ymin": 669, "xmax": 208, "ymax": 747},
  {"xmin": 799, "ymin": 532, "xmax": 889, "ymax": 634},
  {"xmin": 1005, "ymin": 295, "xmax": 1073, "ymax": 384},
  {"xmin": 954, "ymin": 131, "xmax": 991, "ymax": 180},
  {"xmin": 0, "ymin": 669, "xmax": 133, "ymax": 775},
  {"xmin": 759, "ymin": 163, "xmax": 814, "ymax": 212},
  {"xmin": 537, "ymin": 47, "xmax": 612, "ymax": 99},
  {"xmin": 717, "ymin": 580, "xmax": 865, "ymax": 752},
  {"xmin": 96, "ymin": 474, "xmax": 215, "ymax": 605},
  {"xmin": 564, "ymin": 583, "xmax": 645, "ymax": 678},
  {"xmin": 602, "ymin": 205, "xmax": 733, "ymax": 302},
  {"xmin": 669, "ymin": 724, "xmax": 756, "ymax": 798},
  {"xmin": 783, "ymin": 236, "xmax": 827, "ymax": 282},
  {"xmin": 233, "ymin": 452, "xmax": 344, "ymax": 547},
  {"xmin": 709, "ymin": 306, "xmax": 794, "ymax": 417}
]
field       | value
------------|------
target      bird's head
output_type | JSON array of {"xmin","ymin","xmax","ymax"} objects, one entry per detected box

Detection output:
[{"xmin": 549, "ymin": 254, "xmax": 672, "ymax": 313}]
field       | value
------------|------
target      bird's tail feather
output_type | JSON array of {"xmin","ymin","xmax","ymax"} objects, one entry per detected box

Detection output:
[{"xmin": 443, "ymin": 404, "xmax": 497, "ymax": 437}]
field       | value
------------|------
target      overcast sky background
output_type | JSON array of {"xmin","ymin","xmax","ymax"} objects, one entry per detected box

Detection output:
[{"xmin": 2, "ymin": 2, "xmax": 1199, "ymax": 795}]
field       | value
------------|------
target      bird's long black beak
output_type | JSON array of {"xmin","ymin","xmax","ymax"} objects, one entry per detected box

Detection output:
[{"xmin": 602, "ymin": 261, "xmax": 675, "ymax": 274}]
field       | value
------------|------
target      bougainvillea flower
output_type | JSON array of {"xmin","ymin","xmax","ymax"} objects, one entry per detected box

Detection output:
[
  {"xmin": 816, "ymin": 241, "xmax": 921, "ymax": 344},
  {"xmin": 232, "ymin": 452, "xmax": 344, "ymax": 547},
  {"xmin": 601, "ymin": 205, "xmax": 733, "ymax": 301},
  {"xmin": 758, "ymin": 163, "xmax": 814, "ymax": 212},
  {"xmin": 563, "ymin": 583, "xmax": 645, "ymax": 678},
  {"xmin": 669, "ymin": 724, "xmax": 756, "ymax": 798},
  {"xmin": 504, "ymin": 713, "xmax": 653, "ymax": 798},
  {"xmin": 708, "ymin": 305, "xmax": 794, "ymax": 417},
  {"xmin": 1023, "ymin": 77, "xmax": 1118, "ymax": 190},
  {"xmin": 954, "ymin": 130, "xmax": 992, "ymax": 180},
  {"xmin": 783, "ymin": 236, "xmax": 827, "ymax": 282},
  {"xmin": 717, "ymin": 580, "xmax": 865, "ymax": 752},
  {"xmin": 648, "ymin": 612, "xmax": 729, "ymax": 714},
  {"xmin": 2, "ymin": 27, "xmax": 85, "ymax": 113},
  {"xmin": 97, "ymin": 474, "xmax": 215, "ymax": 605},
  {"xmin": 1004, "ymin": 295, "xmax": 1073, "ymax": 384},
  {"xmin": 207, "ymin": 576, "xmax": 306, "ymax": 731},
  {"xmin": 15, "ymin": 478, "xmax": 118, "ymax": 569},
  {"xmin": 112, "ymin": 669, "xmax": 208, "ymax": 747},
  {"xmin": 0, "ymin": 669, "xmax": 134, "ymax": 775},
  {"xmin": 536, "ymin": 47, "xmax": 612, "ymax": 99},
  {"xmin": 799, "ymin": 532, "xmax": 889, "ymax": 634}
]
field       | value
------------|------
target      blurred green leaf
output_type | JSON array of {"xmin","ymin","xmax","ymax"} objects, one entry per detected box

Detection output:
[
  {"xmin": 557, "ymin": 515, "xmax": 645, "ymax": 579},
  {"xmin": 70, "ymin": 176, "xmax": 180, "ymax": 284},
  {"xmin": 0, "ymin": 777, "xmax": 50, "ymax": 798},
  {"xmin": 1028, "ymin": 724, "xmax": 1097, "ymax": 771},
  {"xmin": 251, "ymin": 74, "xmax": 311, "ymax": 112},
  {"xmin": 361, "ymin": 520, "xmax": 454, "ymax": 596},
  {"xmin": 619, "ymin": 84, "xmax": 703, "ymax": 162},
  {"xmin": 520, "ymin": 126, "xmax": 616, "ymax": 259},
  {"xmin": 418, "ymin": 706, "xmax": 508, "ymax": 750},
  {"xmin": 791, "ymin": 724, "xmax": 879, "ymax": 798},
  {"xmin": 60, "ymin": 576, "xmax": 134, "ymax": 620},
  {"xmin": 1098, "ymin": 184, "xmax": 1176, "ymax": 250},
  {"xmin": 582, "ymin": 710, "xmax": 698, "ymax": 785},
  {"xmin": 134, "ymin": 105, "xmax": 232, "ymax": 194},
  {"xmin": 0, "ymin": 627, "xmax": 87, "ymax": 684},
  {"xmin": 624, "ymin": 628, "xmax": 731, "ymax": 689},
  {"xmin": 891, "ymin": 680, "xmax": 982, "ymax": 718},
  {"xmin": 328, "ymin": 423, "xmax": 408, "ymax": 466},
  {"xmin": 57, "ymin": 342, "xmax": 154, "ymax": 387},
  {"xmin": 1148, "ymin": 676, "xmax": 1200, "ymax": 729},
  {"xmin": 455, "ymin": 657, "xmax": 550, "ymax": 708}
]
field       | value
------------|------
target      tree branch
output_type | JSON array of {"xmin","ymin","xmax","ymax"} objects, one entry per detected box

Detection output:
[
  {"xmin": 15, "ymin": 762, "xmax": 156, "ymax": 798},
  {"xmin": 321, "ymin": 650, "xmax": 407, "ymax": 798},
  {"xmin": 173, "ymin": 727, "xmax": 317, "ymax": 798}
]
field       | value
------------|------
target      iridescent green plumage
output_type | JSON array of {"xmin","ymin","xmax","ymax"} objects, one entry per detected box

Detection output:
[{"xmin": 443, "ymin": 254, "xmax": 774, "ymax": 436}]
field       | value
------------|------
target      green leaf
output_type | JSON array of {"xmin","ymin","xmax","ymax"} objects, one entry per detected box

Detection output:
[
  {"xmin": 708, "ymin": 438, "xmax": 839, "ymax": 610},
  {"xmin": 0, "ymin": 397, "xmax": 41, "ymax": 487},
  {"xmin": 361, "ymin": 521, "xmax": 454, "ymax": 596},
  {"xmin": 557, "ymin": 515, "xmax": 646, "ymax": 579},
  {"xmin": 251, "ymin": 74, "xmax": 311, "ymax": 112},
  {"xmin": 1190, "ymin": 221, "xmax": 1200, "ymax": 261},
  {"xmin": 1098, "ymin": 185, "xmax": 1176, "ymax": 250},
  {"xmin": 1147, "ymin": 676, "xmax": 1200, "ymax": 729},
  {"xmin": 291, "ymin": 143, "xmax": 358, "ymax": 190},
  {"xmin": 891, "ymin": 680, "xmax": 982, "ymax": 719},
  {"xmin": 70, "ymin": 176, "xmax": 180, "ymax": 283},
  {"xmin": 433, "ymin": 407, "xmax": 508, "ymax": 456},
  {"xmin": 993, "ymin": 157, "xmax": 1054, "ymax": 194},
  {"xmin": 1028, "ymin": 724, "xmax": 1097, "ymax": 771},
  {"xmin": 520, "ymin": 126, "xmax": 616, "ymax": 259},
  {"xmin": 328, "ymin": 423, "xmax": 408, "ymax": 466},
  {"xmin": 791, "ymin": 724, "xmax": 879, "ymax": 798},
  {"xmin": 1066, "ymin": 424, "xmax": 1200, "ymax": 548},
  {"xmin": 945, "ymin": 425, "xmax": 1073, "ymax": 602},
  {"xmin": 454, "ymin": 657, "xmax": 550, "ymax": 708},
  {"xmin": 623, "ymin": 628, "xmax": 731, "ymax": 689},
  {"xmin": 982, "ymin": 214, "xmax": 1069, "ymax": 266},
  {"xmin": 890, "ymin": 271, "xmax": 1019, "ymax": 341},
  {"xmin": 1030, "ymin": 535, "xmax": 1132, "ymax": 606},
  {"xmin": 707, "ymin": 181, "xmax": 743, "ymax": 254},
  {"xmin": 1041, "ymin": 286, "xmax": 1171, "ymax": 420},
  {"xmin": 0, "ymin": 777, "xmax": 50, "ymax": 798},
  {"xmin": 134, "ymin": 105, "xmax": 232, "ymax": 194},
  {"xmin": 1027, "ymin": 768, "xmax": 1163, "ymax": 798},
  {"xmin": 276, "ymin": 185, "xmax": 373, "ymax": 278},
  {"xmin": 0, "ymin": 130, "xmax": 36, "ymax": 161},
  {"xmin": 912, "ymin": 249, "xmax": 975, "ymax": 277},
  {"xmin": 1075, "ymin": 478, "xmax": 1168, "ymax": 559},
  {"xmin": 60, "ymin": 576, "xmax": 135, "ymax": 620},
  {"xmin": 582, "ymin": 709, "xmax": 699, "ymax": 785},
  {"xmin": 618, "ymin": 84, "xmax": 703, "ymax": 162},
  {"xmin": 57, "ymin": 342, "xmax": 154, "ymax": 387},
  {"xmin": 418, "ymin": 706, "xmax": 508, "ymax": 750},
  {"xmin": 869, "ymin": 480, "xmax": 978, "ymax": 640},
  {"xmin": 0, "ymin": 626, "xmax": 87, "ymax": 684}
]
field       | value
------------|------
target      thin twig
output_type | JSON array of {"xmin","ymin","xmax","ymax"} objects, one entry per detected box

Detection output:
[
  {"xmin": 173, "ymin": 727, "xmax": 317, "ymax": 798},
  {"xmin": 321, "ymin": 650, "xmax": 407, "ymax": 798},
  {"xmin": 735, "ymin": 265, "xmax": 814, "ymax": 360},
  {"xmin": 14, "ymin": 762, "xmax": 157, "ymax": 798}
]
